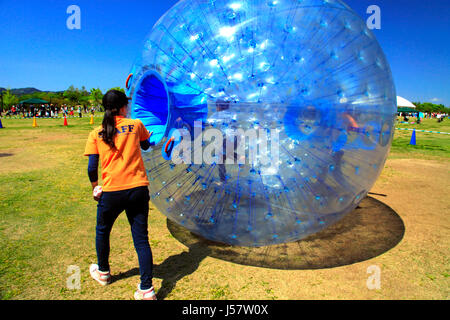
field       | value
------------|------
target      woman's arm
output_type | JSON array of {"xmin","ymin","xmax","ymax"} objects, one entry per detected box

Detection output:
[{"xmin": 87, "ymin": 154, "xmax": 99, "ymax": 189}]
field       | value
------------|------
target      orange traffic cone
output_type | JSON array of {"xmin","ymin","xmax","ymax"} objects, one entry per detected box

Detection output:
[
  {"xmin": 32, "ymin": 116, "xmax": 38, "ymax": 127},
  {"xmin": 90, "ymin": 114, "xmax": 94, "ymax": 125},
  {"xmin": 63, "ymin": 115, "xmax": 68, "ymax": 126}
]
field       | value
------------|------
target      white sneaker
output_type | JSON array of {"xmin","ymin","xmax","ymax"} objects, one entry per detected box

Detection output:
[
  {"xmin": 134, "ymin": 284, "xmax": 157, "ymax": 300},
  {"xmin": 89, "ymin": 264, "xmax": 111, "ymax": 286}
]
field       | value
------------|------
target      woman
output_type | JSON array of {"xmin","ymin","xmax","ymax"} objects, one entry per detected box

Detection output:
[{"xmin": 84, "ymin": 89, "xmax": 156, "ymax": 300}]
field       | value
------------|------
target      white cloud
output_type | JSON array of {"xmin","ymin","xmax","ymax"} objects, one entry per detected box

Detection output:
[{"xmin": 430, "ymin": 97, "xmax": 440, "ymax": 102}]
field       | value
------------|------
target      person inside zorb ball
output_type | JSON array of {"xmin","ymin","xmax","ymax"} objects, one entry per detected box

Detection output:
[{"xmin": 126, "ymin": 0, "xmax": 397, "ymax": 247}]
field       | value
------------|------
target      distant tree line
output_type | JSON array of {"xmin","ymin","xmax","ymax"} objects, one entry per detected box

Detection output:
[
  {"xmin": 412, "ymin": 101, "xmax": 450, "ymax": 114},
  {"xmin": 1, "ymin": 86, "xmax": 448, "ymax": 114},
  {"xmin": 0, "ymin": 86, "xmax": 125, "ymax": 111}
]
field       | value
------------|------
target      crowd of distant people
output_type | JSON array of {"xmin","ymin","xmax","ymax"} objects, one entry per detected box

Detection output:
[
  {"xmin": 1, "ymin": 104, "xmax": 102, "ymax": 118},
  {"xmin": 397, "ymin": 112, "xmax": 448, "ymax": 123},
  {"xmin": 1, "ymin": 104, "xmax": 447, "ymax": 125}
]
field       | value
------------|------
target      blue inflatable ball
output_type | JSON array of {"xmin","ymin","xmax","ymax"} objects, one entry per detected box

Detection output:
[{"xmin": 127, "ymin": 0, "xmax": 396, "ymax": 247}]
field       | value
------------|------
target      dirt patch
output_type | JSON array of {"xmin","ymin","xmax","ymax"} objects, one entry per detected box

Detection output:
[
  {"xmin": 159, "ymin": 158, "xmax": 450, "ymax": 299},
  {"xmin": 0, "ymin": 132, "xmax": 80, "ymax": 174}
]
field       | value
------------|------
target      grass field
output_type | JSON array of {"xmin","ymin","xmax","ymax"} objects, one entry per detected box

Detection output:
[
  {"xmin": 392, "ymin": 119, "xmax": 450, "ymax": 159},
  {"xmin": 0, "ymin": 115, "xmax": 448, "ymax": 300}
]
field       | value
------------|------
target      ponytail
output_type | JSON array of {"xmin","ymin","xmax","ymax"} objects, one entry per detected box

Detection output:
[{"xmin": 99, "ymin": 90, "xmax": 128, "ymax": 150}]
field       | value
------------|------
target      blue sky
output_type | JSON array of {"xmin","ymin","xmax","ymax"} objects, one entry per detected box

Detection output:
[{"xmin": 0, "ymin": 0, "xmax": 448, "ymax": 105}]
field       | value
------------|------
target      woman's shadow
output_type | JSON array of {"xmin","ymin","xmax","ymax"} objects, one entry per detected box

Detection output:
[
  {"xmin": 111, "ymin": 242, "xmax": 211, "ymax": 300},
  {"xmin": 152, "ymin": 242, "xmax": 211, "ymax": 300}
]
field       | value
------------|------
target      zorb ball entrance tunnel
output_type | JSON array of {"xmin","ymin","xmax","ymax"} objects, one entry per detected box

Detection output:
[{"xmin": 125, "ymin": 0, "xmax": 396, "ymax": 247}]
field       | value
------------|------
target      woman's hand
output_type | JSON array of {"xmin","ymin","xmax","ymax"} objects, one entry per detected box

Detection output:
[
  {"xmin": 91, "ymin": 181, "xmax": 101, "ymax": 201},
  {"xmin": 93, "ymin": 185, "xmax": 103, "ymax": 202}
]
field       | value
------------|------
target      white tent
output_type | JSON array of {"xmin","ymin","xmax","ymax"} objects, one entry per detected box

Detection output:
[{"xmin": 397, "ymin": 96, "xmax": 417, "ymax": 109}]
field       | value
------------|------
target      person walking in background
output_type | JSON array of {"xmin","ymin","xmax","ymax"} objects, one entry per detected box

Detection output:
[{"xmin": 84, "ymin": 89, "xmax": 156, "ymax": 300}]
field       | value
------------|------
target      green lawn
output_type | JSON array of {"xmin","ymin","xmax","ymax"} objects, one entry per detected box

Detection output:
[
  {"xmin": 0, "ymin": 115, "xmax": 448, "ymax": 300},
  {"xmin": 0, "ymin": 116, "xmax": 102, "ymax": 299},
  {"xmin": 391, "ymin": 118, "xmax": 450, "ymax": 159}
]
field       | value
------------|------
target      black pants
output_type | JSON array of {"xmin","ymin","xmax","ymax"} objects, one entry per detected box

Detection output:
[{"xmin": 96, "ymin": 186, "xmax": 153, "ymax": 289}]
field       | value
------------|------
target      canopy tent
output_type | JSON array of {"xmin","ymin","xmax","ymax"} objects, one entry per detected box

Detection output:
[
  {"xmin": 19, "ymin": 98, "xmax": 49, "ymax": 104},
  {"xmin": 398, "ymin": 107, "xmax": 418, "ymax": 113},
  {"xmin": 397, "ymin": 96, "xmax": 416, "ymax": 109}
]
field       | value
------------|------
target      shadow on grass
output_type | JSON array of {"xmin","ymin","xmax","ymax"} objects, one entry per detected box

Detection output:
[
  {"xmin": 113, "ymin": 196, "xmax": 404, "ymax": 299},
  {"xmin": 154, "ymin": 243, "xmax": 211, "ymax": 299},
  {"xmin": 167, "ymin": 196, "xmax": 405, "ymax": 271},
  {"xmin": 0, "ymin": 153, "xmax": 14, "ymax": 158},
  {"xmin": 111, "ymin": 244, "xmax": 210, "ymax": 300},
  {"xmin": 110, "ymin": 243, "xmax": 210, "ymax": 300}
]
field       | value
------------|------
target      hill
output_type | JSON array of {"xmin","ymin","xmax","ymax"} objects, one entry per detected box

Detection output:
[{"xmin": 0, "ymin": 87, "xmax": 43, "ymax": 96}]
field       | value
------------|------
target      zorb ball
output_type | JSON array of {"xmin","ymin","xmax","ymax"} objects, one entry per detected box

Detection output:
[{"xmin": 126, "ymin": 0, "xmax": 396, "ymax": 247}]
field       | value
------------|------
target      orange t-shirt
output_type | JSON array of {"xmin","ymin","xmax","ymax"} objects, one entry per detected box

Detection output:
[{"xmin": 84, "ymin": 116, "xmax": 150, "ymax": 192}]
